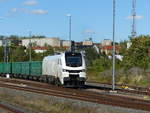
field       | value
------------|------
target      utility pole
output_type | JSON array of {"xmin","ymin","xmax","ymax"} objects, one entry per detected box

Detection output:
[
  {"xmin": 69, "ymin": 14, "xmax": 71, "ymax": 42},
  {"xmin": 3, "ymin": 38, "xmax": 9, "ymax": 62},
  {"xmin": 112, "ymin": 0, "xmax": 116, "ymax": 91},
  {"xmin": 29, "ymin": 31, "xmax": 32, "ymax": 62},
  {"xmin": 3, "ymin": 38, "xmax": 7, "ymax": 62},
  {"xmin": 66, "ymin": 14, "xmax": 72, "ymax": 48},
  {"xmin": 131, "ymin": 0, "xmax": 136, "ymax": 38}
]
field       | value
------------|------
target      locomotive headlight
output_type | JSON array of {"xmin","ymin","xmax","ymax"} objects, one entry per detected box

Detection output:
[{"xmin": 63, "ymin": 69, "xmax": 67, "ymax": 72}]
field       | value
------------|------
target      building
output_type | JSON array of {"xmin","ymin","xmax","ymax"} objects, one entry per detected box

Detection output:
[
  {"xmin": 61, "ymin": 40, "xmax": 71, "ymax": 47},
  {"xmin": 21, "ymin": 37, "xmax": 61, "ymax": 47},
  {"xmin": 101, "ymin": 39, "xmax": 112, "ymax": 46},
  {"xmin": 94, "ymin": 43, "xmax": 101, "ymax": 48},
  {"xmin": 101, "ymin": 45, "xmax": 120, "ymax": 55},
  {"xmin": 82, "ymin": 40, "xmax": 93, "ymax": 46},
  {"xmin": 11, "ymin": 39, "xmax": 22, "ymax": 46},
  {"xmin": 32, "ymin": 46, "xmax": 48, "ymax": 53},
  {"xmin": 75, "ymin": 42, "xmax": 82, "ymax": 47},
  {"xmin": 127, "ymin": 41, "xmax": 132, "ymax": 49}
]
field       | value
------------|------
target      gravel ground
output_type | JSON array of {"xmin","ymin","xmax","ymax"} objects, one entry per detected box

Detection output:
[
  {"xmin": 0, "ymin": 87, "xmax": 149, "ymax": 113},
  {"xmin": 0, "ymin": 109, "xmax": 11, "ymax": 113}
]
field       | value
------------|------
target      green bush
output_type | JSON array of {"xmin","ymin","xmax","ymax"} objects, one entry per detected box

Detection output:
[{"xmin": 122, "ymin": 35, "xmax": 150, "ymax": 69}]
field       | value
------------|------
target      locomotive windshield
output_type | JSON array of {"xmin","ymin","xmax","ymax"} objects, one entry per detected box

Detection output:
[{"xmin": 65, "ymin": 52, "xmax": 82, "ymax": 67}]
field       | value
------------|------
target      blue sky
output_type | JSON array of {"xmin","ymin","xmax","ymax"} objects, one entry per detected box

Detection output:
[{"xmin": 0, "ymin": 0, "xmax": 149, "ymax": 42}]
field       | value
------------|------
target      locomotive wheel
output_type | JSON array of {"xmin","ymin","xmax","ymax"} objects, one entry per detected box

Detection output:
[{"xmin": 55, "ymin": 78, "xmax": 61, "ymax": 86}]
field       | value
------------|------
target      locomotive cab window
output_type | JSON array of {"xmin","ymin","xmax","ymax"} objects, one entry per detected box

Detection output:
[{"xmin": 65, "ymin": 52, "xmax": 82, "ymax": 67}]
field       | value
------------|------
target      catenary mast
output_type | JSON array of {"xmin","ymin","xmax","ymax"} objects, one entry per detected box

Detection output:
[{"xmin": 131, "ymin": 0, "xmax": 136, "ymax": 38}]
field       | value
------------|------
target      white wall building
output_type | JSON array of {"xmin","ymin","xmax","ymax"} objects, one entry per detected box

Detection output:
[
  {"xmin": 82, "ymin": 40, "xmax": 93, "ymax": 46},
  {"xmin": 61, "ymin": 40, "xmax": 71, "ymax": 47},
  {"xmin": 32, "ymin": 47, "xmax": 48, "ymax": 53},
  {"xmin": 21, "ymin": 37, "xmax": 61, "ymax": 47},
  {"xmin": 127, "ymin": 41, "xmax": 132, "ymax": 49},
  {"xmin": 101, "ymin": 39, "xmax": 112, "ymax": 46}
]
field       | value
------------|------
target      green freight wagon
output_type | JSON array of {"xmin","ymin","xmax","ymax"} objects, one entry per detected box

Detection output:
[
  {"xmin": 11, "ymin": 61, "xmax": 42, "ymax": 75},
  {"xmin": 4, "ymin": 63, "xmax": 11, "ymax": 74},
  {"xmin": 0, "ymin": 63, "xmax": 4, "ymax": 73},
  {"xmin": 12, "ymin": 62, "xmax": 22, "ymax": 74},
  {"xmin": 0, "ymin": 61, "xmax": 42, "ymax": 76},
  {"xmin": 30, "ymin": 61, "xmax": 42, "ymax": 76},
  {"xmin": 12, "ymin": 62, "xmax": 30, "ymax": 75},
  {"xmin": 21, "ymin": 62, "xmax": 30, "ymax": 75},
  {"xmin": 0, "ymin": 63, "xmax": 11, "ymax": 74},
  {"xmin": 0, "ymin": 61, "xmax": 53, "ymax": 84}
]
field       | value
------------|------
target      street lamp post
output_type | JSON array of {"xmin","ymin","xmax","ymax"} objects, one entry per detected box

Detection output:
[
  {"xmin": 112, "ymin": 0, "xmax": 116, "ymax": 91},
  {"xmin": 66, "ymin": 14, "xmax": 72, "ymax": 45}
]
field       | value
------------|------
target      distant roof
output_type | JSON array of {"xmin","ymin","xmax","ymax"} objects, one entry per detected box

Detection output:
[
  {"xmin": 32, "ymin": 46, "xmax": 48, "ymax": 50},
  {"xmin": 101, "ymin": 46, "xmax": 120, "ymax": 50}
]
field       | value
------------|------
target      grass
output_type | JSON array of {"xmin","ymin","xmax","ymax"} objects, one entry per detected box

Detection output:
[
  {"xmin": 87, "ymin": 67, "xmax": 150, "ymax": 87},
  {"xmin": 0, "ymin": 92, "xmax": 97, "ymax": 113}
]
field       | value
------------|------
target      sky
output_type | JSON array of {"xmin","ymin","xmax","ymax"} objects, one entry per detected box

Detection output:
[{"xmin": 0, "ymin": 0, "xmax": 149, "ymax": 42}]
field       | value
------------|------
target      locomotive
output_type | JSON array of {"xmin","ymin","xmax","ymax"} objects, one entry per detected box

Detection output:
[{"xmin": 43, "ymin": 51, "xmax": 86, "ymax": 87}]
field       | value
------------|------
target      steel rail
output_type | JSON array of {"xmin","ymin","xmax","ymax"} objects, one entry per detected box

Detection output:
[
  {"xmin": 0, "ymin": 103, "xmax": 25, "ymax": 113},
  {"xmin": 87, "ymin": 81, "xmax": 150, "ymax": 96}
]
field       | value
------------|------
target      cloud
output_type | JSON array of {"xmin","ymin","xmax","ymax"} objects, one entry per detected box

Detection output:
[
  {"xmin": 7, "ymin": 8, "xmax": 48, "ymax": 16},
  {"xmin": 6, "ymin": 8, "xmax": 25, "ymax": 16},
  {"xmin": 126, "ymin": 15, "xmax": 143, "ymax": 20},
  {"xmin": 5, "ymin": 8, "xmax": 19, "ymax": 17},
  {"xmin": 83, "ymin": 29, "xmax": 95, "ymax": 34},
  {"xmin": 11, "ymin": 8, "xmax": 18, "ymax": 13},
  {"xmin": 23, "ymin": 0, "xmax": 38, "ymax": 6},
  {"xmin": 30, "ymin": 9, "xmax": 48, "ymax": 15}
]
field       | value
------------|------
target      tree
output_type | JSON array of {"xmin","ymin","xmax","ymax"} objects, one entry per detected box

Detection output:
[
  {"xmin": 9, "ymin": 35, "xmax": 19, "ymax": 39},
  {"xmin": 123, "ymin": 35, "xmax": 150, "ymax": 69},
  {"xmin": 83, "ymin": 47, "xmax": 100, "ymax": 66},
  {"xmin": 43, "ymin": 46, "xmax": 54, "ymax": 56},
  {"xmin": 10, "ymin": 46, "xmax": 28, "ymax": 62},
  {"xmin": 0, "ymin": 47, "xmax": 4, "ymax": 62},
  {"xmin": 92, "ymin": 56, "xmax": 112, "ymax": 72},
  {"xmin": 119, "ymin": 40, "xmax": 127, "ymax": 55},
  {"xmin": 32, "ymin": 35, "xmax": 45, "ymax": 38}
]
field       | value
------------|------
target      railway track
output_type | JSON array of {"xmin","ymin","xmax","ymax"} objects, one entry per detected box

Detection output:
[
  {"xmin": 86, "ymin": 81, "xmax": 150, "ymax": 96},
  {"xmin": 0, "ymin": 102, "xmax": 25, "ymax": 113},
  {"xmin": 0, "ymin": 78, "xmax": 150, "ymax": 111}
]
